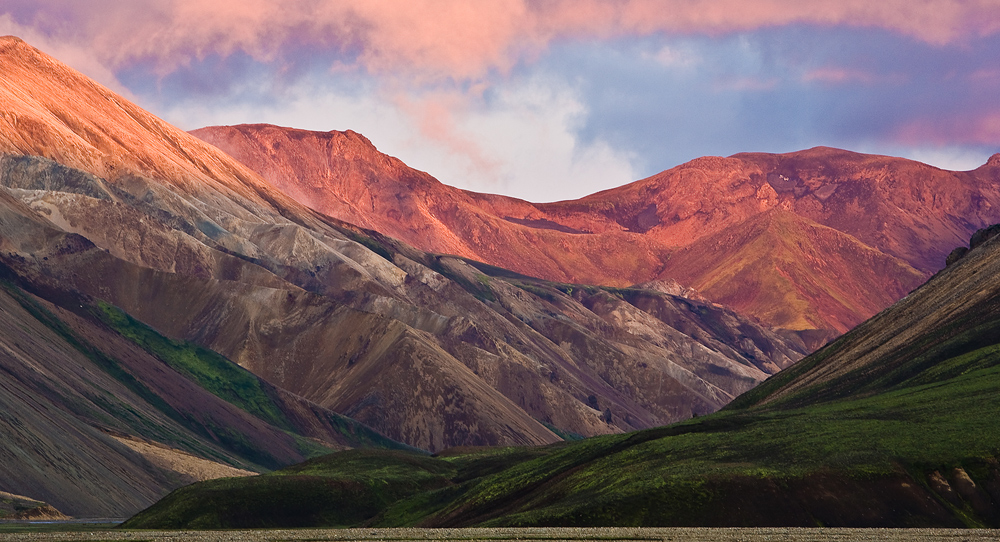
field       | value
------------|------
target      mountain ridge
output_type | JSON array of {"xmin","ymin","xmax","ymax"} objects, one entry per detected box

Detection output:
[{"xmin": 193, "ymin": 123, "xmax": 1000, "ymax": 334}]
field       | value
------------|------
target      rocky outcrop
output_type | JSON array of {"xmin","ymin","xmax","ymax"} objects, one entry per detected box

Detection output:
[{"xmin": 944, "ymin": 223, "xmax": 1000, "ymax": 266}]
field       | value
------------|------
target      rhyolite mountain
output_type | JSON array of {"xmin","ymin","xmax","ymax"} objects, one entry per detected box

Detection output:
[
  {"xmin": 125, "ymin": 224, "xmax": 1000, "ymax": 529},
  {"xmin": 0, "ymin": 34, "xmax": 810, "ymax": 515},
  {"xmin": 194, "ymin": 123, "xmax": 1000, "ymax": 335}
]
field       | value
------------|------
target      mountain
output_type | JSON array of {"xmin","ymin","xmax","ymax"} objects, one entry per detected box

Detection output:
[
  {"xmin": 126, "ymin": 223, "xmax": 1000, "ymax": 529},
  {"xmin": 0, "ymin": 32, "xmax": 811, "ymax": 521},
  {"xmin": 0, "ymin": 237, "xmax": 407, "ymax": 518},
  {"xmin": 193, "ymin": 124, "xmax": 1000, "ymax": 334}
]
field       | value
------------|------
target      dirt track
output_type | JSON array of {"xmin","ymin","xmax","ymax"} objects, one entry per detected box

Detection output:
[{"xmin": 3, "ymin": 527, "xmax": 1000, "ymax": 541}]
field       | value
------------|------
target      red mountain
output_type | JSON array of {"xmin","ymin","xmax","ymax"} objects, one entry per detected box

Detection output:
[{"xmin": 193, "ymin": 124, "xmax": 1000, "ymax": 333}]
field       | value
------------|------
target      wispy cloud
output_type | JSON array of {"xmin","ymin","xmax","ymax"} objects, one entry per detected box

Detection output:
[{"xmin": 8, "ymin": 1, "xmax": 1000, "ymax": 82}]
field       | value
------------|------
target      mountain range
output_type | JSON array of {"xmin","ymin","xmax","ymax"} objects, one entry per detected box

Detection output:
[
  {"xmin": 0, "ymin": 36, "xmax": 813, "ymax": 515},
  {"xmin": 193, "ymin": 123, "xmax": 1000, "ymax": 335},
  {"xmin": 2, "ymin": 33, "xmax": 999, "ymax": 521},
  {"xmin": 126, "ymin": 222, "xmax": 1000, "ymax": 528}
]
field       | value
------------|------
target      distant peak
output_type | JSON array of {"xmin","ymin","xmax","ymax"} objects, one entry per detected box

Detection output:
[{"xmin": 987, "ymin": 153, "xmax": 1000, "ymax": 167}]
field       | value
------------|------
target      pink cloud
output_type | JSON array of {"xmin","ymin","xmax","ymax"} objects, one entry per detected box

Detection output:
[
  {"xmin": 895, "ymin": 111, "xmax": 1000, "ymax": 146},
  {"xmin": 801, "ymin": 67, "xmax": 908, "ymax": 86},
  {"xmin": 392, "ymin": 90, "xmax": 502, "ymax": 179},
  {"xmin": 713, "ymin": 76, "xmax": 780, "ymax": 92},
  {"xmin": 6, "ymin": 0, "xmax": 1000, "ymax": 83}
]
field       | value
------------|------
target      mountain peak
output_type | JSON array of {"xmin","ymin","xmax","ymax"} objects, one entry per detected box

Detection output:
[
  {"xmin": 0, "ymin": 35, "xmax": 26, "ymax": 47},
  {"xmin": 987, "ymin": 153, "xmax": 1000, "ymax": 167},
  {"xmin": 0, "ymin": 35, "xmax": 43, "ymax": 60},
  {"xmin": 0, "ymin": 38, "xmax": 312, "ymax": 225}
]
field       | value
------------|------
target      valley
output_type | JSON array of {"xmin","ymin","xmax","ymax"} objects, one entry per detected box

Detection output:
[
  {"xmin": 0, "ymin": 31, "xmax": 998, "ymax": 527},
  {"xmin": 124, "ymin": 224, "xmax": 1000, "ymax": 529}
]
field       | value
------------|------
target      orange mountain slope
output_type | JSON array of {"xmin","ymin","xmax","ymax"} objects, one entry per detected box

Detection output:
[
  {"xmin": 189, "ymin": 124, "xmax": 674, "ymax": 286},
  {"xmin": 656, "ymin": 209, "xmax": 925, "ymax": 332},
  {"xmin": 193, "ymin": 124, "xmax": 1000, "ymax": 333},
  {"xmin": 0, "ymin": 37, "xmax": 317, "ymax": 228}
]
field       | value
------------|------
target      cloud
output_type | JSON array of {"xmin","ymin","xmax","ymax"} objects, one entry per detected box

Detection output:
[
  {"xmin": 895, "ymin": 111, "xmax": 1000, "ymax": 146},
  {"xmin": 390, "ymin": 90, "xmax": 502, "ymax": 181},
  {"xmin": 6, "ymin": 1, "xmax": 1000, "ymax": 84},
  {"xmin": 641, "ymin": 44, "xmax": 700, "ymax": 68},
  {"xmin": 155, "ymin": 72, "xmax": 638, "ymax": 202},
  {"xmin": 802, "ymin": 68, "xmax": 877, "ymax": 85},
  {"xmin": 889, "ymin": 146, "xmax": 996, "ymax": 171},
  {"xmin": 4, "ymin": 1, "xmax": 1000, "ymax": 201},
  {"xmin": 0, "ymin": 13, "xmax": 135, "ymax": 97}
]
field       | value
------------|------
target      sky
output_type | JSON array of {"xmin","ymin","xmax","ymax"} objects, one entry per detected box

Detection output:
[{"xmin": 3, "ymin": 1, "xmax": 1000, "ymax": 202}]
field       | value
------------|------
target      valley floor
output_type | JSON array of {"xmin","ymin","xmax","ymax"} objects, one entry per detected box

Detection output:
[{"xmin": 1, "ymin": 527, "xmax": 999, "ymax": 542}]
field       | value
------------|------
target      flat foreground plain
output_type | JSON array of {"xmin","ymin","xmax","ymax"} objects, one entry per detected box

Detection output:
[{"xmin": 2, "ymin": 527, "xmax": 1000, "ymax": 542}]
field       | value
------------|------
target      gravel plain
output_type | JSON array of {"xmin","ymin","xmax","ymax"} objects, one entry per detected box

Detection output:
[{"xmin": 1, "ymin": 527, "xmax": 999, "ymax": 542}]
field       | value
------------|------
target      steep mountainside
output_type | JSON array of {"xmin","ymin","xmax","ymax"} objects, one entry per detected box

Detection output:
[
  {"xmin": 656, "ymin": 209, "xmax": 925, "ymax": 333},
  {"xmin": 0, "ymin": 33, "xmax": 806, "ymax": 474},
  {"xmin": 0, "ymin": 251, "xmax": 404, "ymax": 518},
  {"xmin": 729, "ymin": 220, "xmax": 1000, "ymax": 411},
  {"xmin": 128, "ymin": 224, "xmax": 1000, "ymax": 529},
  {"xmin": 194, "ymin": 124, "xmax": 1000, "ymax": 333}
]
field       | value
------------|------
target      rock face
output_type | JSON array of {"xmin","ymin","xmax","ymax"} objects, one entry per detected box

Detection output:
[
  {"xmin": 0, "ymin": 31, "xmax": 808, "ymax": 487},
  {"xmin": 194, "ymin": 125, "xmax": 1000, "ymax": 334}
]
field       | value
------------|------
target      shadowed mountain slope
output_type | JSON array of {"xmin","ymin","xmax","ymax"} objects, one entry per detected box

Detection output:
[
  {"xmin": 193, "ymin": 124, "xmax": 1000, "ymax": 333},
  {"xmin": 127, "ymin": 224, "xmax": 1000, "ymax": 529},
  {"xmin": 0, "ymin": 32, "xmax": 806, "ymax": 484},
  {"xmin": 0, "ymin": 254, "xmax": 405, "ymax": 518}
]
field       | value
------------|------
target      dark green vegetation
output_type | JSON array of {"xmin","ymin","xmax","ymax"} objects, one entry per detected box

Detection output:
[
  {"xmin": 96, "ymin": 300, "xmax": 293, "ymax": 431},
  {"xmin": 126, "ymin": 228, "xmax": 1000, "ymax": 529},
  {"xmin": 123, "ymin": 450, "xmax": 455, "ymax": 529}
]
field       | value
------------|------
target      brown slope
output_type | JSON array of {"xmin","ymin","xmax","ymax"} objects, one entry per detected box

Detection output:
[
  {"xmin": 0, "ymin": 177, "xmax": 558, "ymax": 452},
  {"xmin": 0, "ymin": 189, "xmax": 417, "ymax": 518},
  {"xmin": 193, "ymin": 124, "xmax": 1000, "ymax": 333},
  {"xmin": 0, "ymin": 36, "xmax": 807, "ymax": 461}
]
